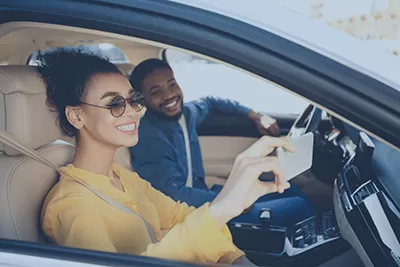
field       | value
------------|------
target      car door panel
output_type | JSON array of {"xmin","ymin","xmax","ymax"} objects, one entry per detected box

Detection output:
[
  {"xmin": 199, "ymin": 136, "xmax": 257, "ymax": 187},
  {"xmin": 198, "ymin": 112, "xmax": 297, "ymax": 188}
]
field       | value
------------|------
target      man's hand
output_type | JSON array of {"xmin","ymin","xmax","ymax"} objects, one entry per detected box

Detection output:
[{"xmin": 248, "ymin": 111, "xmax": 280, "ymax": 137}]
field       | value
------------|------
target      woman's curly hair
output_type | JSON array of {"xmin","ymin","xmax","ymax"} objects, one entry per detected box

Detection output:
[{"xmin": 36, "ymin": 47, "xmax": 122, "ymax": 137}]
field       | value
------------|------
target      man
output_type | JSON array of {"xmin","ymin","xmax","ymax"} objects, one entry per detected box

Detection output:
[{"xmin": 129, "ymin": 58, "xmax": 314, "ymax": 226}]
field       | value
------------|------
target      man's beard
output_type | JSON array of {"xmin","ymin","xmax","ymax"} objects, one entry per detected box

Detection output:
[{"xmin": 146, "ymin": 99, "xmax": 184, "ymax": 121}]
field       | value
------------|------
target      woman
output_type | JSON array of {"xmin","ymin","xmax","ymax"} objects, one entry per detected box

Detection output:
[{"xmin": 39, "ymin": 48, "xmax": 293, "ymax": 265}]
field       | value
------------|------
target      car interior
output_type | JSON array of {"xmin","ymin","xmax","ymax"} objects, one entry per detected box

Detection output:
[{"xmin": 0, "ymin": 21, "xmax": 399, "ymax": 267}]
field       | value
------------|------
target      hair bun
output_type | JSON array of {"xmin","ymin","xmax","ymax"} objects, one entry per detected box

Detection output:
[{"xmin": 36, "ymin": 47, "xmax": 121, "ymax": 137}]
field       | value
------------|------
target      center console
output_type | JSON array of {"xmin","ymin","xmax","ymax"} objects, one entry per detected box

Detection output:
[
  {"xmin": 228, "ymin": 209, "xmax": 340, "ymax": 257},
  {"xmin": 334, "ymin": 132, "xmax": 400, "ymax": 267},
  {"xmin": 285, "ymin": 210, "xmax": 340, "ymax": 256}
]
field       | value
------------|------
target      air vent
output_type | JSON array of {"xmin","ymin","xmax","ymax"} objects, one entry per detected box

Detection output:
[{"xmin": 351, "ymin": 181, "xmax": 379, "ymax": 205}]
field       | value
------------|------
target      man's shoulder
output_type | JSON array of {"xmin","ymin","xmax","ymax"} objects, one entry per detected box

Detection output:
[
  {"xmin": 184, "ymin": 99, "xmax": 203, "ymax": 109},
  {"xmin": 137, "ymin": 114, "xmax": 165, "ymax": 138},
  {"xmin": 131, "ymin": 115, "xmax": 171, "ymax": 154},
  {"xmin": 183, "ymin": 100, "xmax": 206, "ymax": 117}
]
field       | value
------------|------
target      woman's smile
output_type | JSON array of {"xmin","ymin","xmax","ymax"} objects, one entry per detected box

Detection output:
[{"xmin": 116, "ymin": 121, "xmax": 139, "ymax": 135}]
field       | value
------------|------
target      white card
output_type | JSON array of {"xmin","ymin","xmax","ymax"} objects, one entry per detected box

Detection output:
[{"xmin": 277, "ymin": 132, "xmax": 314, "ymax": 181}]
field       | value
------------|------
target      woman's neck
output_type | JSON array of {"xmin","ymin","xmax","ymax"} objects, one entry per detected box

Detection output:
[{"xmin": 72, "ymin": 136, "xmax": 116, "ymax": 177}]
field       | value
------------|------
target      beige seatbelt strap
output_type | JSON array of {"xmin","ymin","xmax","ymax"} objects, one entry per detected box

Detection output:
[
  {"xmin": 178, "ymin": 114, "xmax": 193, "ymax": 188},
  {"xmin": 0, "ymin": 130, "xmax": 157, "ymax": 243}
]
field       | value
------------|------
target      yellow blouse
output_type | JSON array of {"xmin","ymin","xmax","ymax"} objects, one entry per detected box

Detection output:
[{"xmin": 41, "ymin": 163, "xmax": 244, "ymax": 264}]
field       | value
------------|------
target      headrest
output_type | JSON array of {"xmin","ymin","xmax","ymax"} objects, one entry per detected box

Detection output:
[
  {"xmin": 117, "ymin": 63, "xmax": 135, "ymax": 78},
  {"xmin": 0, "ymin": 66, "xmax": 62, "ymax": 156}
]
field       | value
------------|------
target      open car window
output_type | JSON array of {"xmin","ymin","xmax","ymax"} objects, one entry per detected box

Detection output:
[{"xmin": 164, "ymin": 49, "xmax": 309, "ymax": 115}]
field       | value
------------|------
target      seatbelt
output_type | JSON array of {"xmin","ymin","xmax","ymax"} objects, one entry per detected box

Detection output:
[
  {"xmin": 0, "ymin": 130, "xmax": 157, "ymax": 243},
  {"xmin": 178, "ymin": 114, "xmax": 193, "ymax": 188}
]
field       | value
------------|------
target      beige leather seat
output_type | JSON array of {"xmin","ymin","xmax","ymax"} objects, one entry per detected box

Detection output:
[{"xmin": 0, "ymin": 65, "xmax": 132, "ymax": 244}]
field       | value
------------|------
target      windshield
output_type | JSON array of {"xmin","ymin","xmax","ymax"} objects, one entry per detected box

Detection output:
[{"xmin": 170, "ymin": 0, "xmax": 400, "ymax": 91}]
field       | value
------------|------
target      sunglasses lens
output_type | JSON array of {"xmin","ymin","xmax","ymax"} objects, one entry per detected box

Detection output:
[
  {"xmin": 129, "ymin": 96, "xmax": 145, "ymax": 112},
  {"xmin": 109, "ymin": 96, "xmax": 126, "ymax": 117}
]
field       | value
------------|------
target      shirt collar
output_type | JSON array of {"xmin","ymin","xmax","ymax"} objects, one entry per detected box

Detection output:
[
  {"xmin": 143, "ymin": 105, "xmax": 188, "ymax": 128},
  {"xmin": 60, "ymin": 163, "xmax": 124, "ymax": 190}
]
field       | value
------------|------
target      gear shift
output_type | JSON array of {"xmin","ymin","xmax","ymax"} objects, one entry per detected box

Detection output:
[{"xmin": 259, "ymin": 208, "xmax": 272, "ymax": 228}]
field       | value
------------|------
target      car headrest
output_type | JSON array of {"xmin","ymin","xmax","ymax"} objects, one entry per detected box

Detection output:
[
  {"xmin": 0, "ymin": 66, "xmax": 63, "ymax": 156},
  {"xmin": 117, "ymin": 63, "xmax": 135, "ymax": 78}
]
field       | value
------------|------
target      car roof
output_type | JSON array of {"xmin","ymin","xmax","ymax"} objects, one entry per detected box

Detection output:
[{"xmin": 171, "ymin": 0, "xmax": 400, "ymax": 92}]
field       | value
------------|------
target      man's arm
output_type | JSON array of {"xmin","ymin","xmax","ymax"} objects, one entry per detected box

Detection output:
[
  {"xmin": 130, "ymin": 138, "xmax": 218, "ymax": 208},
  {"xmin": 189, "ymin": 97, "xmax": 279, "ymax": 136},
  {"xmin": 188, "ymin": 96, "xmax": 251, "ymax": 127}
]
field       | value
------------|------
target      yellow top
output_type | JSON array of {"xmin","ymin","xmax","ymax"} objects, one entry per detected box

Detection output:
[{"xmin": 41, "ymin": 163, "xmax": 244, "ymax": 264}]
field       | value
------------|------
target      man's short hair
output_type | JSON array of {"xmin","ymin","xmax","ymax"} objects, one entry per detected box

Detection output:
[{"xmin": 129, "ymin": 58, "xmax": 172, "ymax": 92}]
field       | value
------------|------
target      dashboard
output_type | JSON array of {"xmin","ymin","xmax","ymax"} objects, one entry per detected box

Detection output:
[
  {"xmin": 329, "ymin": 118, "xmax": 400, "ymax": 267},
  {"xmin": 198, "ymin": 110, "xmax": 400, "ymax": 266}
]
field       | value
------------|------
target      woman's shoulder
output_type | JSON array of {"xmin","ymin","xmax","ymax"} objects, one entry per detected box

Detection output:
[
  {"xmin": 51, "ymin": 174, "xmax": 92, "ymax": 197},
  {"xmin": 42, "ymin": 170, "xmax": 98, "ymax": 213}
]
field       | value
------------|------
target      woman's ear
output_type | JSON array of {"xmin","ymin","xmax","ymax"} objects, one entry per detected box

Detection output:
[{"xmin": 65, "ymin": 106, "xmax": 84, "ymax": 130}]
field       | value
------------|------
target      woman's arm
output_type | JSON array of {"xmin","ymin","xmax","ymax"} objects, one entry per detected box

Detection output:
[
  {"xmin": 141, "ymin": 203, "xmax": 244, "ymax": 263},
  {"xmin": 138, "ymin": 177, "xmax": 244, "ymax": 264}
]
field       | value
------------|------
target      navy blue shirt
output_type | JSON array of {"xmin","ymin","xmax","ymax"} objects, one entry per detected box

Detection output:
[{"xmin": 130, "ymin": 97, "xmax": 251, "ymax": 207}]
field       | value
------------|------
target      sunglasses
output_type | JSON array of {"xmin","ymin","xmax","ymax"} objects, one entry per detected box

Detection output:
[{"xmin": 80, "ymin": 93, "xmax": 145, "ymax": 118}]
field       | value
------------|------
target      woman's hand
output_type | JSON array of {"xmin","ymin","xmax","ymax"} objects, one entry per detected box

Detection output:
[{"xmin": 209, "ymin": 136, "xmax": 294, "ymax": 227}]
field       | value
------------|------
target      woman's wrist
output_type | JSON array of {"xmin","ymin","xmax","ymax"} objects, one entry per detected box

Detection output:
[
  {"xmin": 209, "ymin": 200, "xmax": 239, "ymax": 227},
  {"xmin": 242, "ymin": 204, "xmax": 253, "ymax": 214}
]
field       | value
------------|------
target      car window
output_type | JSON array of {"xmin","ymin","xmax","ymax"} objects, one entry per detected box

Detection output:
[
  {"xmin": 165, "ymin": 49, "xmax": 309, "ymax": 114},
  {"xmin": 28, "ymin": 43, "xmax": 128, "ymax": 65}
]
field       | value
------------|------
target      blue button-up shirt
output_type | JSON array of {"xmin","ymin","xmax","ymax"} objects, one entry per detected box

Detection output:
[{"xmin": 130, "ymin": 97, "xmax": 251, "ymax": 207}]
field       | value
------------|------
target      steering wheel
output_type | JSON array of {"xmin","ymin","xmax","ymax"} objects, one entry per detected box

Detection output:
[{"xmin": 288, "ymin": 104, "xmax": 323, "ymax": 138}]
